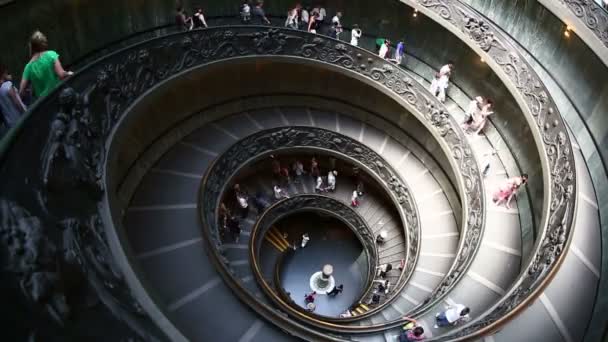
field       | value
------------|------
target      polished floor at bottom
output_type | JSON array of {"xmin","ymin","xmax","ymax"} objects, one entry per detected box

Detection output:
[{"xmin": 278, "ymin": 213, "xmax": 367, "ymax": 317}]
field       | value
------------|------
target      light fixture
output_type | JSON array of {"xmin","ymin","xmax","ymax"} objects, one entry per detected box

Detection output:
[
  {"xmin": 413, "ymin": 9, "xmax": 418, "ymax": 17},
  {"xmin": 480, "ymin": 57, "xmax": 485, "ymax": 63},
  {"xmin": 564, "ymin": 25, "xmax": 572, "ymax": 38}
]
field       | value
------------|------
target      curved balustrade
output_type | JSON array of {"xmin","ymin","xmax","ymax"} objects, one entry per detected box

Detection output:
[
  {"xmin": 249, "ymin": 194, "xmax": 377, "ymax": 320},
  {"xmin": 200, "ymin": 126, "xmax": 417, "ymax": 325}
]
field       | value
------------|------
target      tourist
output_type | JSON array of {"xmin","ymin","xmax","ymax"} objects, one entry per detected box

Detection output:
[
  {"xmin": 305, "ymin": 291, "xmax": 317, "ymax": 303},
  {"xmin": 237, "ymin": 191, "xmax": 250, "ymax": 218},
  {"xmin": 315, "ymin": 176, "xmax": 325, "ymax": 193},
  {"xmin": 19, "ymin": 31, "xmax": 73, "ymax": 100},
  {"xmin": 326, "ymin": 170, "xmax": 337, "ymax": 192},
  {"xmin": 253, "ymin": 190, "xmax": 270, "ymax": 212},
  {"xmin": 435, "ymin": 61, "xmax": 454, "ymax": 103},
  {"xmin": 274, "ymin": 185, "xmax": 289, "ymax": 200},
  {"xmin": 252, "ymin": 0, "xmax": 271, "ymax": 25},
  {"xmin": 435, "ymin": 304, "xmax": 470, "ymax": 328},
  {"xmin": 193, "ymin": 8, "xmax": 208, "ymax": 28},
  {"xmin": 240, "ymin": 0, "xmax": 251, "ymax": 23},
  {"xmin": 351, "ymin": 24, "xmax": 362, "ymax": 47},
  {"xmin": 280, "ymin": 166, "xmax": 291, "ymax": 186},
  {"xmin": 285, "ymin": 7, "xmax": 299, "ymax": 29},
  {"xmin": 369, "ymin": 292, "xmax": 381, "ymax": 304},
  {"xmin": 429, "ymin": 72, "xmax": 441, "ymax": 98},
  {"xmin": 379, "ymin": 39, "xmax": 391, "ymax": 59},
  {"xmin": 398, "ymin": 259, "xmax": 405, "ymax": 271},
  {"xmin": 311, "ymin": 157, "xmax": 320, "ymax": 178},
  {"xmin": 227, "ymin": 216, "xmax": 242, "ymax": 243},
  {"xmin": 351, "ymin": 190, "xmax": 360, "ymax": 207},
  {"xmin": 394, "ymin": 41, "xmax": 405, "ymax": 64},
  {"xmin": 293, "ymin": 160, "xmax": 305, "ymax": 183},
  {"xmin": 0, "ymin": 64, "xmax": 26, "ymax": 128},
  {"xmin": 400, "ymin": 317, "xmax": 426, "ymax": 341},
  {"xmin": 376, "ymin": 263, "xmax": 393, "ymax": 278},
  {"xmin": 493, "ymin": 174, "xmax": 528, "ymax": 209},
  {"xmin": 175, "ymin": 5, "xmax": 193, "ymax": 31},
  {"xmin": 271, "ymin": 155, "xmax": 281, "ymax": 179},
  {"xmin": 308, "ymin": 8, "xmax": 321, "ymax": 33},
  {"xmin": 340, "ymin": 309, "xmax": 353, "ymax": 317},
  {"xmin": 463, "ymin": 98, "xmax": 494, "ymax": 135},
  {"xmin": 464, "ymin": 96, "xmax": 483, "ymax": 124},
  {"xmin": 331, "ymin": 12, "xmax": 343, "ymax": 39},
  {"xmin": 374, "ymin": 279, "xmax": 390, "ymax": 294},
  {"xmin": 300, "ymin": 6, "xmax": 310, "ymax": 30},
  {"xmin": 301, "ymin": 233, "xmax": 310, "ymax": 248},
  {"xmin": 376, "ymin": 230, "xmax": 388, "ymax": 244},
  {"xmin": 219, "ymin": 202, "xmax": 230, "ymax": 228},
  {"xmin": 328, "ymin": 284, "xmax": 344, "ymax": 296}
]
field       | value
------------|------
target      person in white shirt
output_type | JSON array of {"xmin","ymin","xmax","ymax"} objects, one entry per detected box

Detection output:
[
  {"xmin": 376, "ymin": 263, "xmax": 393, "ymax": 278},
  {"xmin": 439, "ymin": 61, "xmax": 454, "ymax": 77},
  {"xmin": 300, "ymin": 7, "xmax": 310, "ymax": 30},
  {"xmin": 315, "ymin": 176, "xmax": 325, "ymax": 193},
  {"xmin": 285, "ymin": 8, "xmax": 299, "ymax": 29},
  {"xmin": 301, "ymin": 233, "xmax": 310, "ymax": 248},
  {"xmin": 351, "ymin": 25, "xmax": 362, "ymax": 46},
  {"xmin": 463, "ymin": 98, "xmax": 494, "ymax": 135},
  {"xmin": 435, "ymin": 304, "xmax": 470, "ymax": 328},
  {"xmin": 326, "ymin": 170, "xmax": 337, "ymax": 192},
  {"xmin": 273, "ymin": 185, "xmax": 289, "ymax": 200},
  {"xmin": 318, "ymin": 6, "xmax": 326, "ymax": 22},
  {"xmin": 331, "ymin": 12, "xmax": 343, "ymax": 39},
  {"xmin": 378, "ymin": 40, "xmax": 390, "ymax": 59}
]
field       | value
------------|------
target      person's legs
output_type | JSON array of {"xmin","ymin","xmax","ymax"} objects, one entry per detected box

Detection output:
[{"xmin": 435, "ymin": 312, "xmax": 450, "ymax": 327}]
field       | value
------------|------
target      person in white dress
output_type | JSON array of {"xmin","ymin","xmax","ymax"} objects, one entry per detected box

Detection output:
[
  {"xmin": 350, "ymin": 25, "xmax": 362, "ymax": 46},
  {"xmin": 429, "ymin": 72, "xmax": 441, "ymax": 97},
  {"xmin": 351, "ymin": 190, "xmax": 360, "ymax": 207},
  {"xmin": 315, "ymin": 176, "xmax": 325, "ymax": 193},
  {"xmin": 436, "ymin": 61, "xmax": 454, "ymax": 103}
]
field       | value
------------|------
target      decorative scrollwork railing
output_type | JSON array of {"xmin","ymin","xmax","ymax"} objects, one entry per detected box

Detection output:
[
  {"xmin": 558, "ymin": 0, "xmax": 608, "ymax": 48},
  {"xmin": 249, "ymin": 194, "xmax": 377, "ymax": 317},
  {"xmin": 200, "ymin": 126, "xmax": 417, "ymax": 324},
  {"xmin": 399, "ymin": 1, "xmax": 577, "ymax": 339}
]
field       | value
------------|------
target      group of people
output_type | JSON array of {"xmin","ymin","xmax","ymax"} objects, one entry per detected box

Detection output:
[
  {"xmin": 175, "ymin": 4, "xmax": 208, "ymax": 31},
  {"xmin": 1, "ymin": 30, "xmax": 73, "ymax": 132},
  {"xmin": 283, "ymin": 3, "xmax": 345, "ymax": 38},
  {"xmin": 303, "ymin": 283, "xmax": 345, "ymax": 312}
]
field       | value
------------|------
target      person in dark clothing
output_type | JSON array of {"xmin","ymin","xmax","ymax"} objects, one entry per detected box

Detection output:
[
  {"xmin": 227, "ymin": 216, "xmax": 242, "ymax": 243},
  {"xmin": 251, "ymin": 0, "xmax": 271, "ymax": 24},
  {"xmin": 253, "ymin": 190, "xmax": 270, "ymax": 212},
  {"xmin": 328, "ymin": 284, "xmax": 343, "ymax": 296},
  {"xmin": 175, "ymin": 5, "xmax": 193, "ymax": 31}
]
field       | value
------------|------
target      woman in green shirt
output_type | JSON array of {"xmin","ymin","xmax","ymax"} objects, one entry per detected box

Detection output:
[{"xmin": 19, "ymin": 31, "xmax": 73, "ymax": 100}]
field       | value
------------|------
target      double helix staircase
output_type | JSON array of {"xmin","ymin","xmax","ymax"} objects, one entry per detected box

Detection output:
[{"xmin": 0, "ymin": 1, "xmax": 606, "ymax": 341}]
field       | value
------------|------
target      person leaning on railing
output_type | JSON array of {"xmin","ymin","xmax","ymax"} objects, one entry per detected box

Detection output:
[{"xmin": 19, "ymin": 31, "xmax": 73, "ymax": 102}]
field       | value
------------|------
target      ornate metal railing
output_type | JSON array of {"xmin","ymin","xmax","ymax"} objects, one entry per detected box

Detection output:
[
  {"xmin": 397, "ymin": 1, "xmax": 577, "ymax": 339},
  {"xmin": 0, "ymin": 26, "xmax": 485, "ymax": 338},
  {"xmin": 249, "ymin": 194, "xmax": 377, "ymax": 318},
  {"xmin": 558, "ymin": 0, "xmax": 608, "ymax": 47},
  {"xmin": 200, "ymin": 126, "xmax": 417, "ymax": 324}
]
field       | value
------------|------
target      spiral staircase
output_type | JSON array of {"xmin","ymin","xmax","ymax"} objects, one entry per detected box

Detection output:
[{"xmin": 0, "ymin": 1, "xmax": 606, "ymax": 342}]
